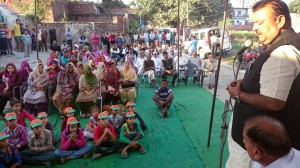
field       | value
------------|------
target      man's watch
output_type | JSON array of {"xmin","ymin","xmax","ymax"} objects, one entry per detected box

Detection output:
[{"xmin": 234, "ymin": 91, "xmax": 242, "ymax": 103}]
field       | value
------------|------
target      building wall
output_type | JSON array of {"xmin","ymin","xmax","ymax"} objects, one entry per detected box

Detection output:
[
  {"xmin": 233, "ymin": 8, "xmax": 248, "ymax": 17},
  {"xmin": 231, "ymin": 18, "xmax": 246, "ymax": 25}
]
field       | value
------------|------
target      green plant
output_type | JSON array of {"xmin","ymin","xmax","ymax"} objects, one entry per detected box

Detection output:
[{"xmin": 128, "ymin": 19, "xmax": 140, "ymax": 34}]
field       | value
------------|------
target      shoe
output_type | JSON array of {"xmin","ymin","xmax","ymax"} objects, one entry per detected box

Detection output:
[
  {"xmin": 165, "ymin": 111, "xmax": 169, "ymax": 117},
  {"xmin": 92, "ymin": 153, "xmax": 102, "ymax": 160},
  {"xmin": 159, "ymin": 112, "xmax": 164, "ymax": 117}
]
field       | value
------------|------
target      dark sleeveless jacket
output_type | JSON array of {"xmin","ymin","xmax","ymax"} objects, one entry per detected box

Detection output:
[{"xmin": 232, "ymin": 29, "xmax": 300, "ymax": 150}]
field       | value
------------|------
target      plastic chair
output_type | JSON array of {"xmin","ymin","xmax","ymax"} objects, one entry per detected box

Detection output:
[{"xmin": 184, "ymin": 63, "xmax": 201, "ymax": 86}]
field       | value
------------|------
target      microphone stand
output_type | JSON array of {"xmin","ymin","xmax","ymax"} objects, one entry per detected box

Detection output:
[{"xmin": 218, "ymin": 53, "xmax": 243, "ymax": 168}]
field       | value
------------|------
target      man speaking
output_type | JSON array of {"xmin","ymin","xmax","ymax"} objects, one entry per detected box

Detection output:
[{"xmin": 226, "ymin": 0, "xmax": 300, "ymax": 167}]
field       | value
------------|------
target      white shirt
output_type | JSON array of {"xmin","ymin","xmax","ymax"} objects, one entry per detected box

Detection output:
[
  {"xmin": 210, "ymin": 35, "xmax": 218, "ymax": 43},
  {"xmin": 173, "ymin": 55, "xmax": 189, "ymax": 70},
  {"xmin": 166, "ymin": 33, "xmax": 171, "ymax": 40},
  {"xmin": 135, "ymin": 57, "xmax": 146, "ymax": 68},
  {"xmin": 149, "ymin": 33, "xmax": 156, "ymax": 40},
  {"xmin": 152, "ymin": 57, "xmax": 161, "ymax": 69},
  {"xmin": 250, "ymin": 148, "xmax": 300, "ymax": 168},
  {"xmin": 158, "ymin": 34, "xmax": 162, "ymax": 42},
  {"xmin": 133, "ymin": 34, "xmax": 139, "ymax": 41},
  {"xmin": 260, "ymin": 45, "xmax": 300, "ymax": 101}
]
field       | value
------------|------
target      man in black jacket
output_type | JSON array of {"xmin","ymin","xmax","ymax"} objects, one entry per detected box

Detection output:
[{"xmin": 49, "ymin": 26, "xmax": 56, "ymax": 47}]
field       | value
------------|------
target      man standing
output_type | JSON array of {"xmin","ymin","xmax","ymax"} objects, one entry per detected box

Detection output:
[
  {"xmin": 4, "ymin": 23, "xmax": 14, "ymax": 55},
  {"xmin": 41, "ymin": 29, "xmax": 48, "ymax": 52},
  {"xmin": 101, "ymin": 32, "xmax": 109, "ymax": 53},
  {"xmin": 65, "ymin": 27, "xmax": 72, "ymax": 48},
  {"xmin": 12, "ymin": 19, "xmax": 21, "ymax": 52},
  {"xmin": 49, "ymin": 26, "xmax": 56, "ymax": 47},
  {"xmin": 226, "ymin": 0, "xmax": 300, "ymax": 167}
]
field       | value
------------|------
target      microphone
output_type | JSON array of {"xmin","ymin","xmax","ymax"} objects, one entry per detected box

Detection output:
[{"xmin": 234, "ymin": 39, "xmax": 253, "ymax": 60}]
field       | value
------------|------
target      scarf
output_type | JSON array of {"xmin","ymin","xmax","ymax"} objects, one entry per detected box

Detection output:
[
  {"xmin": 83, "ymin": 64, "xmax": 98, "ymax": 87},
  {"xmin": 19, "ymin": 60, "xmax": 32, "ymax": 80},
  {"xmin": 76, "ymin": 62, "xmax": 83, "ymax": 77},
  {"xmin": 31, "ymin": 63, "xmax": 48, "ymax": 85},
  {"xmin": 93, "ymin": 62, "xmax": 106, "ymax": 80}
]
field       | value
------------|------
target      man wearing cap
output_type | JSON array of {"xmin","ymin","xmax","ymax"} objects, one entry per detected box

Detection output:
[
  {"xmin": 93, "ymin": 111, "xmax": 119, "ymax": 159},
  {"xmin": 2, "ymin": 112, "xmax": 27, "ymax": 151},
  {"xmin": 55, "ymin": 117, "xmax": 92, "ymax": 163},
  {"xmin": 119, "ymin": 111, "xmax": 145, "ymax": 158},
  {"xmin": 20, "ymin": 119, "xmax": 55, "ymax": 167},
  {"xmin": 37, "ymin": 112, "xmax": 57, "ymax": 145},
  {"xmin": 153, "ymin": 79, "xmax": 174, "ymax": 117},
  {"xmin": 0, "ymin": 132, "xmax": 21, "ymax": 168},
  {"xmin": 119, "ymin": 102, "xmax": 147, "ymax": 132}
]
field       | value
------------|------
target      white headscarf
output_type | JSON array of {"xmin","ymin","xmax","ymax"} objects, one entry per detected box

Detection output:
[{"xmin": 93, "ymin": 62, "xmax": 106, "ymax": 80}]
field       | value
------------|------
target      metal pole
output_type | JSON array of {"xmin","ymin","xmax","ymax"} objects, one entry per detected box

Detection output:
[
  {"xmin": 207, "ymin": 0, "xmax": 228, "ymax": 147},
  {"xmin": 177, "ymin": 0, "xmax": 180, "ymax": 87},
  {"xmin": 35, "ymin": 0, "xmax": 39, "ymax": 60}
]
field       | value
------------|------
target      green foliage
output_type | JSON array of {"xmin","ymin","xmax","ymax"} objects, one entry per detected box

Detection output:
[
  {"xmin": 289, "ymin": 0, "xmax": 300, "ymax": 13},
  {"xmin": 134, "ymin": 0, "xmax": 233, "ymax": 28},
  {"xmin": 101, "ymin": 0, "xmax": 127, "ymax": 7},
  {"xmin": 12, "ymin": 0, "xmax": 53, "ymax": 21},
  {"xmin": 218, "ymin": 17, "xmax": 233, "ymax": 29},
  {"xmin": 230, "ymin": 30, "xmax": 257, "ymax": 41},
  {"xmin": 128, "ymin": 19, "xmax": 140, "ymax": 34}
]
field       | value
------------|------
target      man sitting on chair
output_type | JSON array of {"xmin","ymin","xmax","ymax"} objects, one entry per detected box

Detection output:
[
  {"xmin": 135, "ymin": 51, "xmax": 146, "ymax": 75},
  {"xmin": 152, "ymin": 79, "xmax": 174, "ymax": 117},
  {"xmin": 202, "ymin": 54, "xmax": 217, "ymax": 89},
  {"xmin": 152, "ymin": 52, "xmax": 161, "ymax": 76},
  {"xmin": 174, "ymin": 50, "xmax": 189, "ymax": 81},
  {"xmin": 161, "ymin": 51, "xmax": 178, "ymax": 87},
  {"xmin": 143, "ymin": 53, "xmax": 156, "ymax": 87}
]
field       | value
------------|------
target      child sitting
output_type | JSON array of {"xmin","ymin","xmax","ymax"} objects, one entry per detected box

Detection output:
[
  {"xmin": 61, "ymin": 107, "xmax": 81, "ymax": 133},
  {"xmin": 10, "ymin": 99, "xmax": 34, "ymax": 128},
  {"xmin": 37, "ymin": 112, "xmax": 57, "ymax": 145},
  {"xmin": 108, "ymin": 105, "xmax": 122, "ymax": 133},
  {"xmin": 92, "ymin": 111, "xmax": 120, "ymax": 160},
  {"xmin": 119, "ymin": 102, "xmax": 147, "ymax": 131},
  {"xmin": 120, "ymin": 112, "xmax": 146, "ymax": 158},
  {"xmin": 55, "ymin": 117, "xmax": 92, "ymax": 164},
  {"xmin": 83, "ymin": 106, "xmax": 100, "ymax": 140},
  {"xmin": 3, "ymin": 112, "xmax": 28, "ymax": 151},
  {"xmin": 20, "ymin": 119, "xmax": 55, "ymax": 167},
  {"xmin": 0, "ymin": 132, "xmax": 22, "ymax": 168}
]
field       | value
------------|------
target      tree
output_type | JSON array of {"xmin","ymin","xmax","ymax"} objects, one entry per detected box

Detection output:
[
  {"xmin": 133, "ymin": 0, "xmax": 233, "ymax": 28},
  {"xmin": 101, "ymin": 0, "xmax": 127, "ymax": 7},
  {"xmin": 289, "ymin": 0, "xmax": 300, "ymax": 13}
]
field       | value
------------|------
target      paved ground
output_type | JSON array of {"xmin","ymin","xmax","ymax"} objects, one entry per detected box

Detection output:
[{"xmin": 0, "ymin": 50, "xmax": 245, "ymax": 104}]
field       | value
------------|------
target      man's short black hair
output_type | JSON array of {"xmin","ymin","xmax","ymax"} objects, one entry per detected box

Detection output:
[
  {"xmin": 161, "ymin": 79, "xmax": 168, "ymax": 84},
  {"xmin": 252, "ymin": 0, "xmax": 291, "ymax": 29},
  {"xmin": 163, "ymin": 51, "xmax": 168, "ymax": 55},
  {"xmin": 10, "ymin": 99, "xmax": 22, "ymax": 107}
]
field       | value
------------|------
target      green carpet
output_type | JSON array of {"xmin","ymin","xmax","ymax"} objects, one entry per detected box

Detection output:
[{"xmin": 0, "ymin": 79, "xmax": 230, "ymax": 168}]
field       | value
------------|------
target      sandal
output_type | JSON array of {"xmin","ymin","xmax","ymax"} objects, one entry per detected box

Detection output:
[
  {"xmin": 60, "ymin": 157, "xmax": 70, "ymax": 164},
  {"xmin": 81, "ymin": 114, "xmax": 87, "ymax": 118},
  {"xmin": 139, "ymin": 145, "xmax": 146, "ymax": 154},
  {"xmin": 121, "ymin": 150, "xmax": 128, "ymax": 158},
  {"xmin": 92, "ymin": 153, "xmax": 102, "ymax": 160}
]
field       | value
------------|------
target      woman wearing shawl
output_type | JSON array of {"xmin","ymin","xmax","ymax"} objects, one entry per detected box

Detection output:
[
  {"xmin": 106, "ymin": 62, "xmax": 121, "ymax": 104},
  {"xmin": 47, "ymin": 65, "xmax": 58, "ymax": 98},
  {"xmin": 76, "ymin": 62, "xmax": 84, "ymax": 77},
  {"xmin": 120, "ymin": 61, "xmax": 137, "ymax": 103},
  {"xmin": 49, "ymin": 59, "xmax": 61, "ymax": 74},
  {"xmin": 87, "ymin": 59, "xmax": 97, "ymax": 71},
  {"xmin": 78, "ymin": 53, "xmax": 84, "ymax": 62},
  {"xmin": 0, "ymin": 63, "xmax": 21, "ymax": 118},
  {"xmin": 93, "ymin": 62, "xmax": 107, "ymax": 106},
  {"xmin": 47, "ymin": 51, "xmax": 56, "ymax": 66},
  {"xmin": 76, "ymin": 64, "xmax": 98, "ymax": 118},
  {"xmin": 53, "ymin": 62, "xmax": 79, "ymax": 114},
  {"xmin": 23, "ymin": 63, "xmax": 49, "ymax": 115},
  {"xmin": 90, "ymin": 30, "xmax": 100, "ymax": 47},
  {"xmin": 19, "ymin": 60, "xmax": 33, "ymax": 83}
]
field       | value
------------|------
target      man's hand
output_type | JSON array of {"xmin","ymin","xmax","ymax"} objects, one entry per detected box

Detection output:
[
  {"xmin": 3, "ymin": 87, "xmax": 9, "ymax": 93},
  {"xmin": 104, "ymin": 128, "xmax": 110, "ymax": 134},
  {"xmin": 159, "ymin": 100, "xmax": 165, "ymax": 105},
  {"xmin": 29, "ymin": 146, "xmax": 36, "ymax": 151},
  {"xmin": 227, "ymin": 79, "xmax": 243, "ymax": 99}
]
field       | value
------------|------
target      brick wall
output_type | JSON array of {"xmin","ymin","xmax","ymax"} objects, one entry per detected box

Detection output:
[{"xmin": 68, "ymin": 2, "xmax": 95, "ymax": 15}]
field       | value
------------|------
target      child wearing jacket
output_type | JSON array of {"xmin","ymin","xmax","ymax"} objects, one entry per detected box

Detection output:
[{"xmin": 55, "ymin": 117, "xmax": 92, "ymax": 164}]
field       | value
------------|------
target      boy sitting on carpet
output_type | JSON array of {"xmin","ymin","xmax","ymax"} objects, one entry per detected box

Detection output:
[
  {"xmin": 119, "ymin": 102, "xmax": 147, "ymax": 132},
  {"xmin": 3, "ymin": 112, "xmax": 28, "ymax": 151},
  {"xmin": 55, "ymin": 117, "xmax": 92, "ymax": 164},
  {"xmin": 92, "ymin": 111, "xmax": 120, "ymax": 159},
  {"xmin": 37, "ymin": 112, "xmax": 57, "ymax": 145},
  {"xmin": 61, "ymin": 107, "xmax": 81, "ymax": 133},
  {"xmin": 84, "ymin": 106, "xmax": 100, "ymax": 140},
  {"xmin": 20, "ymin": 119, "xmax": 55, "ymax": 167},
  {"xmin": 10, "ymin": 99, "xmax": 34, "ymax": 128},
  {"xmin": 120, "ymin": 112, "xmax": 145, "ymax": 158},
  {"xmin": 152, "ymin": 79, "xmax": 174, "ymax": 117},
  {"xmin": 108, "ymin": 105, "xmax": 122, "ymax": 133},
  {"xmin": 0, "ymin": 132, "xmax": 22, "ymax": 168}
]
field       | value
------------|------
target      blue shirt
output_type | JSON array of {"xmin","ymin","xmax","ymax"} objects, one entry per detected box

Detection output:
[
  {"xmin": 155, "ymin": 87, "xmax": 172, "ymax": 100},
  {"xmin": 0, "ymin": 144, "xmax": 21, "ymax": 168},
  {"xmin": 191, "ymin": 39, "xmax": 198, "ymax": 52}
]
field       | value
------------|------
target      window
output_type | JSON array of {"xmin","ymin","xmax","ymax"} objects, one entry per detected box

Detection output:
[{"xmin": 238, "ymin": 11, "xmax": 241, "ymax": 16}]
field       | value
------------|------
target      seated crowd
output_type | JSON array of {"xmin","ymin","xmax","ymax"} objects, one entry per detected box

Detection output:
[{"xmin": 0, "ymin": 36, "xmax": 211, "ymax": 167}]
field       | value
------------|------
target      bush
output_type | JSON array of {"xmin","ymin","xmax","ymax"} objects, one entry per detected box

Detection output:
[{"xmin": 230, "ymin": 30, "xmax": 257, "ymax": 41}]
